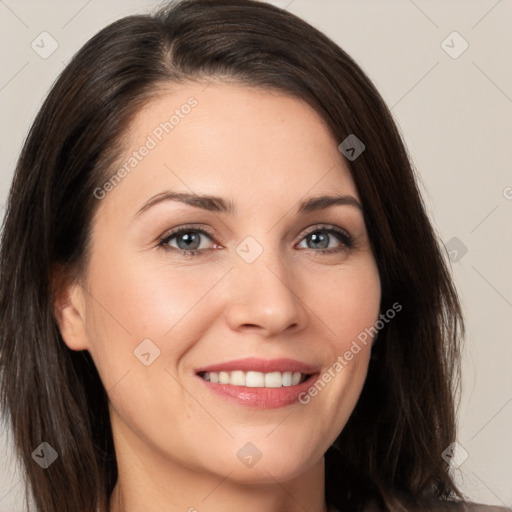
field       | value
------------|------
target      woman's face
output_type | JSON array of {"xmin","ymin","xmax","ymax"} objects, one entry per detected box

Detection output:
[{"xmin": 59, "ymin": 82, "xmax": 381, "ymax": 484}]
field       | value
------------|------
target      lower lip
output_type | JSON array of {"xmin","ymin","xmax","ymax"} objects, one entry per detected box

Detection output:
[{"xmin": 197, "ymin": 374, "xmax": 319, "ymax": 409}]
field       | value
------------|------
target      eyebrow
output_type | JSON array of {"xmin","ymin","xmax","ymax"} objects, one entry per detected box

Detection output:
[{"xmin": 134, "ymin": 191, "xmax": 363, "ymax": 219}]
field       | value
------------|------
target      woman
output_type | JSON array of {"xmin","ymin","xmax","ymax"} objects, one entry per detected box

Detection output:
[{"xmin": 0, "ymin": 1, "xmax": 509, "ymax": 511}]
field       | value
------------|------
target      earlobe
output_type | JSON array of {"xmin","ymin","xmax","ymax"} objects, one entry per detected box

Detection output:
[{"xmin": 51, "ymin": 266, "xmax": 90, "ymax": 351}]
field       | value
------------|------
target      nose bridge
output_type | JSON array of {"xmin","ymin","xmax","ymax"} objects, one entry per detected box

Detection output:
[{"xmin": 224, "ymin": 233, "xmax": 306, "ymax": 335}]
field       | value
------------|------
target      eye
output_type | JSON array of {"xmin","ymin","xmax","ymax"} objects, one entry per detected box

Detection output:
[
  {"xmin": 158, "ymin": 226, "xmax": 218, "ymax": 257},
  {"xmin": 297, "ymin": 225, "xmax": 354, "ymax": 254}
]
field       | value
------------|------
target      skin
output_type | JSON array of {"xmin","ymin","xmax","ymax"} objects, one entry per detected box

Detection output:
[{"xmin": 54, "ymin": 81, "xmax": 381, "ymax": 512}]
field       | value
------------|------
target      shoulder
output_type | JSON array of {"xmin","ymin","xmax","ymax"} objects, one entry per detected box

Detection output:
[{"xmin": 357, "ymin": 500, "xmax": 512, "ymax": 512}]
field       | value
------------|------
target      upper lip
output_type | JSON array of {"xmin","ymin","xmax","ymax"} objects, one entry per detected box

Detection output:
[{"xmin": 195, "ymin": 357, "xmax": 319, "ymax": 375}]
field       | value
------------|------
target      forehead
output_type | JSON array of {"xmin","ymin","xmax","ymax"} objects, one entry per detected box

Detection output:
[{"xmin": 97, "ymin": 81, "xmax": 359, "ymax": 218}]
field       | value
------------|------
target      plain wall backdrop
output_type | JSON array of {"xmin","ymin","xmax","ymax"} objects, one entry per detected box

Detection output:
[{"xmin": 0, "ymin": 0, "xmax": 511, "ymax": 510}]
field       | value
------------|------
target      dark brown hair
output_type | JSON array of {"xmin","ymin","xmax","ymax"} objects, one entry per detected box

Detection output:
[{"xmin": 0, "ymin": 1, "xmax": 465, "ymax": 511}]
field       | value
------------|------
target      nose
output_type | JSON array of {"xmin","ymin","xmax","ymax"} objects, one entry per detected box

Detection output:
[{"xmin": 223, "ymin": 247, "xmax": 308, "ymax": 337}]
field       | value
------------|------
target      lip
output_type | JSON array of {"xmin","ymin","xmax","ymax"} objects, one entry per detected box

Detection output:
[
  {"xmin": 194, "ymin": 357, "xmax": 320, "ymax": 409},
  {"xmin": 194, "ymin": 357, "xmax": 319, "ymax": 374},
  {"xmin": 197, "ymin": 373, "xmax": 320, "ymax": 409}
]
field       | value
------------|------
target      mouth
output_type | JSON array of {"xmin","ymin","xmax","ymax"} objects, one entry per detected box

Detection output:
[{"xmin": 194, "ymin": 357, "xmax": 320, "ymax": 408}]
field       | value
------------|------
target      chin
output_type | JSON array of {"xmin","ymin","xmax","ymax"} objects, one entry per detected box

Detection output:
[{"xmin": 202, "ymin": 441, "xmax": 323, "ymax": 485}]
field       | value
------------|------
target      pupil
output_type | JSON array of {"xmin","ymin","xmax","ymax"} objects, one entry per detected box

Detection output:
[
  {"xmin": 309, "ymin": 232, "xmax": 328, "ymax": 249},
  {"xmin": 178, "ymin": 232, "xmax": 200, "ymax": 250}
]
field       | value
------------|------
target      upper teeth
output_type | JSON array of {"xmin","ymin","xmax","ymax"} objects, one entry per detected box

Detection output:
[{"xmin": 201, "ymin": 371, "xmax": 305, "ymax": 387}]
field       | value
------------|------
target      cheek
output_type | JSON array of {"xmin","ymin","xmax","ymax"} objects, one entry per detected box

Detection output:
[
  {"xmin": 82, "ymin": 251, "xmax": 227, "ymax": 382},
  {"xmin": 314, "ymin": 255, "xmax": 381, "ymax": 349},
  {"xmin": 299, "ymin": 256, "xmax": 380, "ymax": 420},
  {"xmin": 119, "ymin": 260, "xmax": 228, "ymax": 340}
]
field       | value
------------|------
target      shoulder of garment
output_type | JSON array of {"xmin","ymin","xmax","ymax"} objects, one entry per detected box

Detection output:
[{"xmin": 354, "ymin": 499, "xmax": 512, "ymax": 512}]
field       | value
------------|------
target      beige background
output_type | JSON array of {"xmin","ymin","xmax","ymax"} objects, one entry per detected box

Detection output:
[{"xmin": 0, "ymin": 0, "xmax": 511, "ymax": 509}]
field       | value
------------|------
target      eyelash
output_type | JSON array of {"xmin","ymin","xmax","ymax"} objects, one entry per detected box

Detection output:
[{"xmin": 157, "ymin": 224, "xmax": 354, "ymax": 258}]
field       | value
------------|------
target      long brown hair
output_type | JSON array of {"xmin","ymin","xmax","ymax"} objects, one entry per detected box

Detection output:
[{"xmin": 0, "ymin": 1, "xmax": 465, "ymax": 511}]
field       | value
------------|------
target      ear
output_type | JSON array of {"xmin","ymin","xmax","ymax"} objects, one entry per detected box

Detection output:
[{"xmin": 51, "ymin": 265, "xmax": 90, "ymax": 351}]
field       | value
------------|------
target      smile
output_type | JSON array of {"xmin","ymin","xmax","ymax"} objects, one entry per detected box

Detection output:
[
  {"xmin": 194, "ymin": 357, "xmax": 320, "ymax": 408},
  {"xmin": 198, "ymin": 370, "xmax": 309, "ymax": 387}
]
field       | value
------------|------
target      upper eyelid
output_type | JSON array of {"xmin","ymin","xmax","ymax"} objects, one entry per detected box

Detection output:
[
  {"xmin": 301, "ymin": 224, "xmax": 351, "ymax": 236},
  {"xmin": 160, "ymin": 224, "xmax": 216, "ymax": 241}
]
